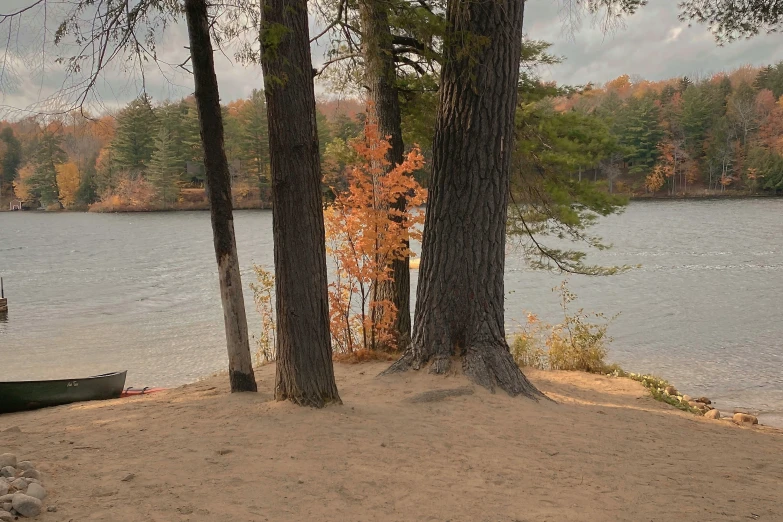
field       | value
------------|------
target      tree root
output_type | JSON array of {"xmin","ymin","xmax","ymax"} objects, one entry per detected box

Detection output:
[{"xmin": 381, "ymin": 343, "xmax": 551, "ymax": 402}]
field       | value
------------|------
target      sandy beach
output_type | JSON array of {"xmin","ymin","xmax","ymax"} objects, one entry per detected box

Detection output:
[{"xmin": 1, "ymin": 362, "xmax": 782, "ymax": 522}]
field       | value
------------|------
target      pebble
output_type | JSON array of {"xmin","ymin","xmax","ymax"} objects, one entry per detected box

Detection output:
[
  {"xmin": 25, "ymin": 483, "xmax": 46, "ymax": 501},
  {"xmin": 664, "ymin": 386, "xmax": 678, "ymax": 396},
  {"xmin": 16, "ymin": 462, "xmax": 34, "ymax": 472},
  {"xmin": 21, "ymin": 470, "xmax": 40, "ymax": 481},
  {"xmin": 695, "ymin": 397, "xmax": 712, "ymax": 405},
  {"xmin": 0, "ymin": 495, "xmax": 13, "ymax": 503},
  {"xmin": 0, "ymin": 456, "xmax": 15, "ymax": 469},
  {"xmin": 682, "ymin": 395, "xmax": 693, "ymax": 402},
  {"xmin": 0, "ymin": 480, "xmax": 7, "ymax": 496},
  {"xmin": 704, "ymin": 409, "xmax": 720, "ymax": 420},
  {"xmin": 733, "ymin": 413, "xmax": 758, "ymax": 426},
  {"xmin": 0, "ymin": 468, "xmax": 13, "ymax": 479},
  {"xmin": 0, "ymin": 509, "xmax": 12, "ymax": 522},
  {"xmin": 1, "ymin": 427, "xmax": 21, "ymax": 434},
  {"xmin": 47, "ymin": 506, "xmax": 57, "ymax": 512},
  {"xmin": 10, "ymin": 478, "xmax": 27, "ymax": 492},
  {"xmin": 11, "ymin": 493, "xmax": 42, "ymax": 518},
  {"xmin": 121, "ymin": 473, "xmax": 135, "ymax": 482}
]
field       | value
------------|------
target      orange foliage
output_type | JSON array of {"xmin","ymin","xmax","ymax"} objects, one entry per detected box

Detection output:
[
  {"xmin": 758, "ymin": 96, "xmax": 783, "ymax": 154},
  {"xmin": 324, "ymin": 110, "xmax": 426, "ymax": 354},
  {"xmin": 56, "ymin": 162, "xmax": 81, "ymax": 207},
  {"xmin": 90, "ymin": 173, "xmax": 156, "ymax": 212},
  {"xmin": 13, "ymin": 164, "xmax": 34, "ymax": 202},
  {"xmin": 605, "ymin": 74, "xmax": 632, "ymax": 98},
  {"xmin": 645, "ymin": 166, "xmax": 666, "ymax": 193}
]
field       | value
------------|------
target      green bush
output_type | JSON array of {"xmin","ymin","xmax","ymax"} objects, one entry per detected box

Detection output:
[{"xmin": 510, "ymin": 280, "xmax": 613, "ymax": 372}]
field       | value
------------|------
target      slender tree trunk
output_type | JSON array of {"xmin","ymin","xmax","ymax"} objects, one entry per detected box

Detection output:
[
  {"xmin": 385, "ymin": 0, "xmax": 543, "ymax": 399},
  {"xmin": 184, "ymin": 0, "xmax": 257, "ymax": 392},
  {"xmin": 260, "ymin": 0, "xmax": 341, "ymax": 407},
  {"xmin": 360, "ymin": 0, "xmax": 411, "ymax": 352}
]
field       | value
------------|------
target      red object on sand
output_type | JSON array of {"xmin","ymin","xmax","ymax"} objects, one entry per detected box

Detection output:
[{"xmin": 120, "ymin": 387, "xmax": 167, "ymax": 398}]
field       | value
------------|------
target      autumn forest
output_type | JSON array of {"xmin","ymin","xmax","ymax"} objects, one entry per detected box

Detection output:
[{"xmin": 2, "ymin": 59, "xmax": 783, "ymax": 212}]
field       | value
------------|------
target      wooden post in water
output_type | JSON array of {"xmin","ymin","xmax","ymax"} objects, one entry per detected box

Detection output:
[{"xmin": 0, "ymin": 277, "xmax": 7, "ymax": 313}]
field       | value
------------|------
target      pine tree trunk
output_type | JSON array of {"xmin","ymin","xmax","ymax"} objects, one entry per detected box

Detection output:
[
  {"xmin": 261, "ymin": 0, "xmax": 341, "ymax": 407},
  {"xmin": 385, "ymin": 0, "xmax": 543, "ymax": 399},
  {"xmin": 184, "ymin": 0, "xmax": 257, "ymax": 392},
  {"xmin": 359, "ymin": 0, "xmax": 411, "ymax": 352}
]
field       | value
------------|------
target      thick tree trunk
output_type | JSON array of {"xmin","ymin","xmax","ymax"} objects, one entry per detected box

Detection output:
[
  {"xmin": 184, "ymin": 0, "xmax": 257, "ymax": 392},
  {"xmin": 360, "ymin": 0, "xmax": 411, "ymax": 352},
  {"xmin": 385, "ymin": 0, "xmax": 543, "ymax": 399},
  {"xmin": 260, "ymin": 0, "xmax": 341, "ymax": 407}
]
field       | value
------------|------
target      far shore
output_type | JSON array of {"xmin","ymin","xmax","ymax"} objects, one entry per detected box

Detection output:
[
  {"xmin": 2, "ymin": 190, "xmax": 782, "ymax": 212},
  {"xmin": 2, "ymin": 362, "xmax": 781, "ymax": 521}
]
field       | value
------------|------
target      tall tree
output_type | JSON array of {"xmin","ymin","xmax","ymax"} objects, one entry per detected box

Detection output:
[
  {"xmin": 148, "ymin": 127, "xmax": 182, "ymax": 207},
  {"xmin": 112, "ymin": 95, "xmax": 158, "ymax": 174},
  {"xmin": 0, "ymin": 127, "xmax": 22, "ymax": 198},
  {"xmin": 261, "ymin": 0, "xmax": 341, "ymax": 406},
  {"xmin": 240, "ymin": 89, "xmax": 270, "ymax": 188},
  {"xmin": 29, "ymin": 130, "xmax": 67, "ymax": 207},
  {"xmin": 1, "ymin": 128, "xmax": 22, "ymax": 182},
  {"xmin": 615, "ymin": 94, "xmax": 664, "ymax": 175},
  {"xmin": 359, "ymin": 0, "xmax": 411, "ymax": 351},
  {"xmin": 386, "ymin": 0, "xmax": 543, "ymax": 398},
  {"xmin": 184, "ymin": 0, "xmax": 258, "ymax": 392}
]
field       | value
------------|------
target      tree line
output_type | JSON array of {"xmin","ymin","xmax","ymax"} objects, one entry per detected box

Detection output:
[
  {"xmin": 553, "ymin": 63, "xmax": 783, "ymax": 195},
  {"xmin": 0, "ymin": 93, "xmax": 364, "ymax": 210},
  {"xmin": 4, "ymin": 60, "xmax": 783, "ymax": 213}
]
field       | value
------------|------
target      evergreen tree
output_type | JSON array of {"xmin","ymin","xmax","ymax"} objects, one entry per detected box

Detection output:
[
  {"xmin": 75, "ymin": 154, "xmax": 99, "ymax": 205},
  {"xmin": 615, "ymin": 95, "xmax": 664, "ymax": 174},
  {"xmin": 755, "ymin": 62, "xmax": 783, "ymax": 98},
  {"xmin": 181, "ymin": 102, "xmax": 204, "ymax": 167},
  {"xmin": 240, "ymin": 89, "xmax": 269, "ymax": 187},
  {"xmin": 148, "ymin": 127, "xmax": 182, "ymax": 207},
  {"xmin": 29, "ymin": 131, "xmax": 67, "ymax": 207},
  {"xmin": 680, "ymin": 84, "xmax": 714, "ymax": 160},
  {"xmin": 1, "ymin": 127, "xmax": 22, "ymax": 186},
  {"xmin": 112, "ymin": 95, "xmax": 158, "ymax": 174}
]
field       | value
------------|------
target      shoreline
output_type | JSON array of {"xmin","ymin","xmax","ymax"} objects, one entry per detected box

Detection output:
[{"xmin": 2, "ymin": 191, "xmax": 782, "ymax": 212}]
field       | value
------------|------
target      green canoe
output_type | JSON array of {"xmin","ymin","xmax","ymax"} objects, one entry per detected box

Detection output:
[{"xmin": 0, "ymin": 371, "xmax": 127, "ymax": 414}]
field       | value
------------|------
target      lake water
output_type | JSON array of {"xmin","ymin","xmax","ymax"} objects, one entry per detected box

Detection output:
[{"xmin": 1, "ymin": 200, "xmax": 782, "ymax": 425}]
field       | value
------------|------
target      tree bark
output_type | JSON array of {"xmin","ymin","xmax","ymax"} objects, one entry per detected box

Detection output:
[
  {"xmin": 359, "ymin": 0, "xmax": 411, "ymax": 352},
  {"xmin": 184, "ymin": 0, "xmax": 257, "ymax": 392},
  {"xmin": 385, "ymin": 0, "xmax": 543, "ymax": 399},
  {"xmin": 260, "ymin": 0, "xmax": 341, "ymax": 407}
]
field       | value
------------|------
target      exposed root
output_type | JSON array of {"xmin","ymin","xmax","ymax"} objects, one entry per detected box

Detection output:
[
  {"xmin": 380, "ymin": 342, "xmax": 551, "ymax": 402},
  {"xmin": 463, "ymin": 347, "xmax": 548, "ymax": 401}
]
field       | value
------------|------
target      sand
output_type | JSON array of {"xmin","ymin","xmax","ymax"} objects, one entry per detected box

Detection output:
[{"xmin": 2, "ymin": 362, "xmax": 782, "ymax": 522}]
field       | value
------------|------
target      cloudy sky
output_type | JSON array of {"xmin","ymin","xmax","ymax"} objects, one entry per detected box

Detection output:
[{"xmin": 0, "ymin": 0, "xmax": 781, "ymax": 117}]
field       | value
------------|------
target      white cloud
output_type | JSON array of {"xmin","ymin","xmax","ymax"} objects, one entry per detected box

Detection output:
[{"xmin": 665, "ymin": 27, "xmax": 684, "ymax": 43}]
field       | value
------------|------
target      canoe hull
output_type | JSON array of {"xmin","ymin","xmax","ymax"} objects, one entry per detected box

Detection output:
[{"xmin": 0, "ymin": 371, "xmax": 127, "ymax": 414}]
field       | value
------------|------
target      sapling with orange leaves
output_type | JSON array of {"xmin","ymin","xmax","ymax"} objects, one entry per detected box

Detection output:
[{"xmin": 324, "ymin": 116, "xmax": 426, "ymax": 355}]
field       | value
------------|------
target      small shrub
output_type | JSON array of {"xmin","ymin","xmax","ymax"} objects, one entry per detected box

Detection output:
[
  {"xmin": 510, "ymin": 280, "xmax": 614, "ymax": 373},
  {"xmin": 250, "ymin": 264, "xmax": 276, "ymax": 364},
  {"xmin": 510, "ymin": 314, "xmax": 547, "ymax": 369}
]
